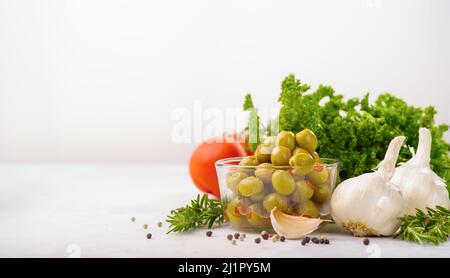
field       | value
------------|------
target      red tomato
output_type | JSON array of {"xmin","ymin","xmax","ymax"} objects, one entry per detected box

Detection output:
[{"xmin": 189, "ymin": 138, "xmax": 246, "ymax": 197}]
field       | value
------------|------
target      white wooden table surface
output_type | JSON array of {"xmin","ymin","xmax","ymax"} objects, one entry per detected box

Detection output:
[{"xmin": 0, "ymin": 164, "xmax": 448, "ymax": 258}]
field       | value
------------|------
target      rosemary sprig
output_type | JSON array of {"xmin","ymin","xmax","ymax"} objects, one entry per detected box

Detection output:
[
  {"xmin": 394, "ymin": 206, "xmax": 450, "ymax": 245},
  {"xmin": 166, "ymin": 194, "xmax": 224, "ymax": 233}
]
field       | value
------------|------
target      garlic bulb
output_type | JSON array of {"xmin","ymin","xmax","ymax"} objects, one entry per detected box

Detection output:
[
  {"xmin": 331, "ymin": 136, "xmax": 405, "ymax": 237},
  {"xmin": 391, "ymin": 128, "xmax": 450, "ymax": 216},
  {"xmin": 270, "ymin": 207, "xmax": 327, "ymax": 239}
]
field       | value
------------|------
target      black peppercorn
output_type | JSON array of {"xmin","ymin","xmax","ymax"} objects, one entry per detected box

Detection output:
[
  {"xmin": 305, "ymin": 237, "xmax": 311, "ymax": 243},
  {"xmin": 325, "ymin": 239, "xmax": 330, "ymax": 244},
  {"xmin": 146, "ymin": 233, "xmax": 152, "ymax": 239},
  {"xmin": 206, "ymin": 231, "xmax": 212, "ymax": 237},
  {"xmin": 363, "ymin": 238, "xmax": 370, "ymax": 245},
  {"xmin": 301, "ymin": 239, "xmax": 307, "ymax": 246},
  {"xmin": 312, "ymin": 237, "xmax": 320, "ymax": 244},
  {"xmin": 227, "ymin": 234, "xmax": 233, "ymax": 240},
  {"xmin": 255, "ymin": 238, "xmax": 261, "ymax": 244},
  {"xmin": 280, "ymin": 236, "xmax": 286, "ymax": 242},
  {"xmin": 234, "ymin": 233, "xmax": 240, "ymax": 239}
]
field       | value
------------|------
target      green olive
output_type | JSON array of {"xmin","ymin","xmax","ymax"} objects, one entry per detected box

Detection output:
[
  {"xmin": 312, "ymin": 183, "xmax": 331, "ymax": 203},
  {"xmin": 308, "ymin": 163, "xmax": 329, "ymax": 184},
  {"xmin": 263, "ymin": 136, "xmax": 277, "ymax": 146},
  {"xmin": 255, "ymin": 144, "xmax": 271, "ymax": 163},
  {"xmin": 249, "ymin": 189, "xmax": 266, "ymax": 202},
  {"xmin": 297, "ymin": 200, "xmax": 319, "ymax": 218},
  {"xmin": 254, "ymin": 163, "xmax": 275, "ymax": 184},
  {"xmin": 262, "ymin": 193, "xmax": 289, "ymax": 213},
  {"xmin": 239, "ymin": 156, "xmax": 259, "ymax": 166},
  {"xmin": 311, "ymin": 151, "xmax": 321, "ymax": 162},
  {"xmin": 276, "ymin": 131, "xmax": 296, "ymax": 152},
  {"xmin": 227, "ymin": 172, "xmax": 248, "ymax": 193},
  {"xmin": 247, "ymin": 204, "xmax": 271, "ymax": 228},
  {"xmin": 291, "ymin": 180, "xmax": 315, "ymax": 204},
  {"xmin": 225, "ymin": 198, "xmax": 247, "ymax": 225},
  {"xmin": 295, "ymin": 129, "xmax": 318, "ymax": 153},
  {"xmin": 288, "ymin": 156, "xmax": 295, "ymax": 167},
  {"xmin": 225, "ymin": 198, "xmax": 240, "ymax": 218},
  {"xmin": 290, "ymin": 153, "xmax": 315, "ymax": 175},
  {"xmin": 290, "ymin": 168, "xmax": 306, "ymax": 182},
  {"xmin": 292, "ymin": 147, "xmax": 310, "ymax": 156},
  {"xmin": 271, "ymin": 146, "xmax": 291, "ymax": 166},
  {"xmin": 237, "ymin": 176, "xmax": 264, "ymax": 197},
  {"xmin": 271, "ymin": 170, "xmax": 296, "ymax": 195}
]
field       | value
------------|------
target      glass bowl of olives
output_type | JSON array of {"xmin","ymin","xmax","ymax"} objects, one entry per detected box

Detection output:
[{"xmin": 215, "ymin": 129, "xmax": 339, "ymax": 231}]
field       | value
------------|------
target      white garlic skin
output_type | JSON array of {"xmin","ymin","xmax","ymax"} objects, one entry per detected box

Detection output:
[
  {"xmin": 331, "ymin": 172, "xmax": 404, "ymax": 236},
  {"xmin": 392, "ymin": 165, "xmax": 450, "ymax": 216},
  {"xmin": 331, "ymin": 136, "xmax": 406, "ymax": 237},
  {"xmin": 391, "ymin": 128, "xmax": 450, "ymax": 216}
]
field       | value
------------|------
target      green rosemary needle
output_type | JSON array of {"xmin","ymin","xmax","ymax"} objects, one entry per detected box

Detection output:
[
  {"xmin": 166, "ymin": 194, "xmax": 224, "ymax": 233},
  {"xmin": 394, "ymin": 206, "xmax": 450, "ymax": 245}
]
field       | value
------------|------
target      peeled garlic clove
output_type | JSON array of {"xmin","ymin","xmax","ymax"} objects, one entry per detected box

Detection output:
[{"xmin": 270, "ymin": 207, "xmax": 327, "ymax": 239}]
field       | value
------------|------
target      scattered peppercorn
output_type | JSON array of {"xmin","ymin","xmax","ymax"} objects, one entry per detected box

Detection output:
[
  {"xmin": 146, "ymin": 233, "xmax": 152, "ymax": 239},
  {"xmin": 234, "ymin": 233, "xmax": 240, "ymax": 239},
  {"xmin": 312, "ymin": 237, "xmax": 320, "ymax": 244},
  {"xmin": 157, "ymin": 222, "xmax": 162, "ymax": 228},
  {"xmin": 227, "ymin": 234, "xmax": 233, "ymax": 240},
  {"xmin": 255, "ymin": 238, "xmax": 261, "ymax": 244},
  {"xmin": 131, "ymin": 217, "xmax": 136, "ymax": 222},
  {"xmin": 363, "ymin": 238, "xmax": 370, "ymax": 246},
  {"xmin": 143, "ymin": 224, "xmax": 148, "ymax": 229},
  {"xmin": 325, "ymin": 239, "xmax": 330, "ymax": 244},
  {"xmin": 261, "ymin": 233, "xmax": 269, "ymax": 240},
  {"xmin": 301, "ymin": 239, "xmax": 307, "ymax": 246},
  {"xmin": 231, "ymin": 239, "xmax": 237, "ymax": 245},
  {"xmin": 305, "ymin": 237, "xmax": 311, "ymax": 243},
  {"xmin": 206, "ymin": 231, "xmax": 212, "ymax": 237},
  {"xmin": 271, "ymin": 234, "xmax": 280, "ymax": 242},
  {"xmin": 319, "ymin": 238, "xmax": 325, "ymax": 244},
  {"xmin": 280, "ymin": 236, "xmax": 286, "ymax": 242}
]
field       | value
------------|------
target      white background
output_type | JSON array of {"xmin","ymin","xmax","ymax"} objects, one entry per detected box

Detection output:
[
  {"xmin": 1, "ymin": 1, "xmax": 449, "ymax": 258},
  {"xmin": 1, "ymin": 0, "xmax": 449, "ymax": 164}
]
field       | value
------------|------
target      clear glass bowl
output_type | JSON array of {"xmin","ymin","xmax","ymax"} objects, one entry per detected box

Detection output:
[{"xmin": 215, "ymin": 157, "xmax": 339, "ymax": 231}]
